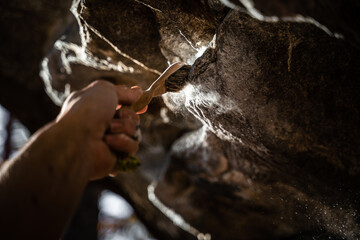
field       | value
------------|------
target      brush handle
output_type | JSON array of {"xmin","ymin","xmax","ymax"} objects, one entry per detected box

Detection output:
[
  {"xmin": 131, "ymin": 91, "xmax": 153, "ymax": 112},
  {"xmin": 148, "ymin": 62, "xmax": 185, "ymax": 96},
  {"xmin": 129, "ymin": 62, "xmax": 185, "ymax": 112}
]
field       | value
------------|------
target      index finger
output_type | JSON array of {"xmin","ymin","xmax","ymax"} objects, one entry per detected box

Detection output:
[{"xmin": 115, "ymin": 85, "xmax": 143, "ymax": 105}]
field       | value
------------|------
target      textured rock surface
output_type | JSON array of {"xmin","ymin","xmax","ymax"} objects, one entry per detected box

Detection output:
[
  {"xmin": 1, "ymin": 0, "xmax": 360, "ymax": 239},
  {"xmin": 250, "ymin": 0, "xmax": 360, "ymax": 47},
  {"xmin": 41, "ymin": 0, "xmax": 228, "ymax": 105},
  {"xmin": 157, "ymin": 10, "xmax": 360, "ymax": 239}
]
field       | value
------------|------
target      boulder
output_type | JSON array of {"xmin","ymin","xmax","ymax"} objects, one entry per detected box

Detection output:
[{"xmin": 1, "ymin": 0, "xmax": 360, "ymax": 239}]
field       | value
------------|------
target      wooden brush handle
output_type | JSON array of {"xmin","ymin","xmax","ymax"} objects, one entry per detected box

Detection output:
[
  {"xmin": 128, "ymin": 62, "xmax": 185, "ymax": 112},
  {"xmin": 130, "ymin": 91, "xmax": 153, "ymax": 112}
]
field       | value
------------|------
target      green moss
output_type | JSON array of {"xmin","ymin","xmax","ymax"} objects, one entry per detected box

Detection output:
[{"xmin": 115, "ymin": 154, "xmax": 140, "ymax": 172}]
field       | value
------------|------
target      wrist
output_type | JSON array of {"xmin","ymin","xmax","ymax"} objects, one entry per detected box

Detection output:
[{"xmin": 50, "ymin": 116, "xmax": 94, "ymax": 179}]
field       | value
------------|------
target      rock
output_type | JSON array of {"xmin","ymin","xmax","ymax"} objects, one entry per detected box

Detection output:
[
  {"xmin": 41, "ymin": 0, "xmax": 161, "ymax": 105},
  {"xmin": 250, "ymin": 0, "xmax": 360, "ymax": 47},
  {"xmin": 43, "ymin": 1, "xmax": 360, "ymax": 239},
  {"xmin": 155, "ymin": 9, "xmax": 360, "ymax": 240},
  {"xmin": 41, "ymin": 0, "xmax": 229, "ymax": 104},
  {"xmin": 2, "ymin": 0, "xmax": 360, "ymax": 239}
]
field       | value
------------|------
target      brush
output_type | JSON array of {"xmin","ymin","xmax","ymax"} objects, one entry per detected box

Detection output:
[
  {"xmin": 114, "ymin": 62, "xmax": 191, "ymax": 172},
  {"xmin": 130, "ymin": 62, "xmax": 191, "ymax": 112}
]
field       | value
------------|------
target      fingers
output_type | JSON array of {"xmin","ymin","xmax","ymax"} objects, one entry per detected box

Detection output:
[
  {"xmin": 109, "ymin": 119, "xmax": 137, "ymax": 137},
  {"xmin": 106, "ymin": 84, "xmax": 144, "ymax": 177},
  {"xmin": 115, "ymin": 85, "xmax": 143, "ymax": 105},
  {"xmin": 115, "ymin": 108, "xmax": 140, "ymax": 125},
  {"xmin": 104, "ymin": 134, "xmax": 139, "ymax": 156},
  {"xmin": 104, "ymin": 132, "xmax": 140, "ymax": 177},
  {"xmin": 90, "ymin": 144, "xmax": 118, "ymax": 180}
]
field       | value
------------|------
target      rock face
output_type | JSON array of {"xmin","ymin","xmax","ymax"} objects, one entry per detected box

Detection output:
[
  {"xmin": 1, "ymin": 0, "xmax": 360, "ymax": 239},
  {"xmin": 158, "ymin": 10, "xmax": 360, "ymax": 239}
]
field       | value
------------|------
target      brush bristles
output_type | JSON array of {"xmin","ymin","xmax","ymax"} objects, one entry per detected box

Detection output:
[{"xmin": 165, "ymin": 65, "xmax": 191, "ymax": 92}]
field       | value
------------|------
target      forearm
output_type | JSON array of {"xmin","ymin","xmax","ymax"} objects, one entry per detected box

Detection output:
[
  {"xmin": 0, "ymin": 81, "xmax": 142, "ymax": 239},
  {"xmin": 0, "ymin": 118, "xmax": 92, "ymax": 239}
]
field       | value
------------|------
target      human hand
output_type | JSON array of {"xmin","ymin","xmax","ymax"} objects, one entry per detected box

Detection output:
[
  {"xmin": 57, "ymin": 80, "xmax": 144, "ymax": 180},
  {"xmin": 106, "ymin": 106, "xmax": 142, "ymax": 176}
]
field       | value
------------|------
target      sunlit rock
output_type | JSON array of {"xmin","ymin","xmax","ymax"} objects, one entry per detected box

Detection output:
[
  {"xmin": 156, "ymin": 7, "xmax": 360, "ymax": 240},
  {"xmin": 43, "ymin": 1, "xmax": 360, "ymax": 239},
  {"xmin": 2, "ymin": 0, "xmax": 359, "ymax": 239}
]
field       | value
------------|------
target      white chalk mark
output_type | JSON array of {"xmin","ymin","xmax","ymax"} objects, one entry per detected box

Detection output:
[
  {"xmin": 147, "ymin": 182, "xmax": 211, "ymax": 240},
  {"xmin": 55, "ymin": 40, "xmax": 133, "ymax": 73},
  {"xmin": 220, "ymin": 0, "xmax": 344, "ymax": 39},
  {"xmin": 219, "ymin": 0, "xmax": 241, "ymax": 10},
  {"xmin": 133, "ymin": 0, "xmax": 163, "ymax": 13},
  {"xmin": 179, "ymin": 30, "xmax": 199, "ymax": 52},
  {"xmin": 178, "ymin": 30, "xmax": 213, "ymax": 63},
  {"xmin": 82, "ymin": 20, "xmax": 161, "ymax": 75},
  {"xmin": 40, "ymin": 58, "xmax": 67, "ymax": 106},
  {"xmin": 182, "ymin": 85, "xmax": 245, "ymax": 145},
  {"xmin": 239, "ymin": 0, "xmax": 344, "ymax": 38},
  {"xmin": 71, "ymin": 0, "xmax": 161, "ymax": 75}
]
